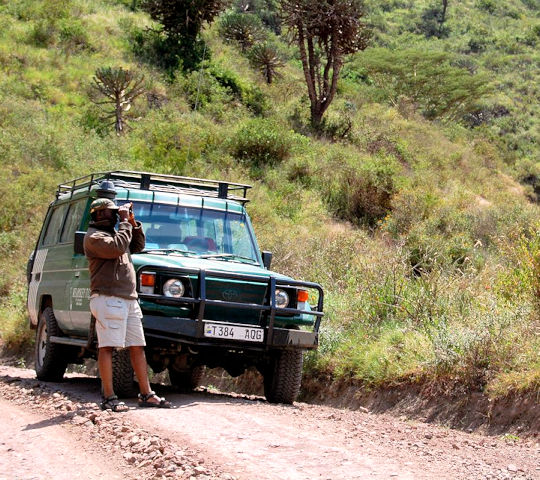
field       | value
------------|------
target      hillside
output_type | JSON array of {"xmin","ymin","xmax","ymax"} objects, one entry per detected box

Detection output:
[{"xmin": 0, "ymin": 0, "xmax": 538, "ymax": 403}]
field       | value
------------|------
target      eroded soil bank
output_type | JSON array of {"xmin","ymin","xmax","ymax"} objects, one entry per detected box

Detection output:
[{"xmin": 203, "ymin": 368, "xmax": 539, "ymax": 438}]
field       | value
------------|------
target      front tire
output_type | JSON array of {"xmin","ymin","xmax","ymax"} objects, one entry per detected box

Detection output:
[
  {"xmin": 112, "ymin": 348, "xmax": 135, "ymax": 398},
  {"xmin": 35, "ymin": 307, "xmax": 68, "ymax": 381},
  {"xmin": 263, "ymin": 350, "xmax": 303, "ymax": 405}
]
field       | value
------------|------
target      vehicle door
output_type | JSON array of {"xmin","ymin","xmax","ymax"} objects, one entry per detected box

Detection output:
[
  {"xmin": 63, "ymin": 198, "xmax": 92, "ymax": 335},
  {"xmin": 30, "ymin": 202, "xmax": 73, "ymax": 332}
]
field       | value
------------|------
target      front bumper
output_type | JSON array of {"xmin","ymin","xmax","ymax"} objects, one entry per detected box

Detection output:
[
  {"xmin": 138, "ymin": 267, "xmax": 324, "ymax": 351},
  {"xmin": 142, "ymin": 315, "xmax": 319, "ymax": 350}
]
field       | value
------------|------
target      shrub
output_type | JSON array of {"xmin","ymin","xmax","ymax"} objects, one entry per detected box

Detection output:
[
  {"xmin": 476, "ymin": 0, "xmax": 496, "ymax": 13},
  {"xmin": 218, "ymin": 11, "xmax": 266, "ymax": 52},
  {"xmin": 323, "ymin": 154, "xmax": 401, "ymax": 227},
  {"xmin": 58, "ymin": 18, "xmax": 91, "ymax": 56},
  {"xmin": 129, "ymin": 112, "xmax": 216, "ymax": 174},
  {"xmin": 248, "ymin": 42, "xmax": 284, "ymax": 84},
  {"xmin": 179, "ymin": 64, "xmax": 267, "ymax": 115},
  {"xmin": 28, "ymin": 20, "xmax": 57, "ymax": 47},
  {"xmin": 130, "ymin": 27, "xmax": 208, "ymax": 74},
  {"xmin": 229, "ymin": 118, "xmax": 297, "ymax": 167}
]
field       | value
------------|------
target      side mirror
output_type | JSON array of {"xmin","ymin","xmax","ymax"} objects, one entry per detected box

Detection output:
[
  {"xmin": 261, "ymin": 251, "xmax": 272, "ymax": 270},
  {"xmin": 74, "ymin": 231, "xmax": 86, "ymax": 255}
]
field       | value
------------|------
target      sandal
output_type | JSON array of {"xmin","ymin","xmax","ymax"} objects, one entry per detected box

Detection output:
[
  {"xmin": 100, "ymin": 395, "xmax": 129, "ymax": 412},
  {"xmin": 138, "ymin": 391, "xmax": 172, "ymax": 409}
]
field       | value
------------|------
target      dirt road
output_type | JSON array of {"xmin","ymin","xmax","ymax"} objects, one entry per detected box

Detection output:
[{"xmin": 0, "ymin": 365, "xmax": 538, "ymax": 480}]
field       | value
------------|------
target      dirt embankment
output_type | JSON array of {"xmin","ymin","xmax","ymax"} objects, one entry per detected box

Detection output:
[
  {"xmin": 1, "ymin": 364, "xmax": 538, "ymax": 480},
  {"xmin": 205, "ymin": 368, "xmax": 540, "ymax": 439}
]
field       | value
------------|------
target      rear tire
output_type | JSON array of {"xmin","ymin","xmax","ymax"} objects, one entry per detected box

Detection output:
[
  {"xmin": 112, "ymin": 348, "xmax": 136, "ymax": 398},
  {"xmin": 169, "ymin": 365, "xmax": 205, "ymax": 392},
  {"xmin": 35, "ymin": 307, "xmax": 68, "ymax": 381},
  {"xmin": 263, "ymin": 350, "xmax": 303, "ymax": 405}
]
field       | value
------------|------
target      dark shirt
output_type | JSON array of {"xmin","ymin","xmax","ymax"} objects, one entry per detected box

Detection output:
[{"xmin": 84, "ymin": 221, "xmax": 145, "ymax": 300}]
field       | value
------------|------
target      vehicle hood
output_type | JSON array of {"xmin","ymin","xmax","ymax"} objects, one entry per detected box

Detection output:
[{"xmin": 132, "ymin": 253, "xmax": 293, "ymax": 281}]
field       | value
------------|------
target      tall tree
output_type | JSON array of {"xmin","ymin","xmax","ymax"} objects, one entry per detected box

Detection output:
[
  {"xmin": 91, "ymin": 67, "xmax": 145, "ymax": 135},
  {"xmin": 418, "ymin": 0, "xmax": 450, "ymax": 38},
  {"xmin": 140, "ymin": 0, "xmax": 228, "ymax": 71},
  {"xmin": 141, "ymin": 0, "xmax": 227, "ymax": 43},
  {"xmin": 281, "ymin": 0, "xmax": 370, "ymax": 128}
]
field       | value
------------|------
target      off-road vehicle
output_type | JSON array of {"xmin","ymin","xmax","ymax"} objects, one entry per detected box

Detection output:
[{"xmin": 27, "ymin": 171, "xmax": 323, "ymax": 404}]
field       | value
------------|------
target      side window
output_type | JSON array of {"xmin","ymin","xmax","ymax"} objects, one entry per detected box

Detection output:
[
  {"xmin": 42, "ymin": 204, "xmax": 69, "ymax": 246},
  {"xmin": 60, "ymin": 199, "xmax": 87, "ymax": 243}
]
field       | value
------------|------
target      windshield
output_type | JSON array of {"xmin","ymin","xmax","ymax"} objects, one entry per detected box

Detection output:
[{"xmin": 132, "ymin": 202, "xmax": 260, "ymax": 263}]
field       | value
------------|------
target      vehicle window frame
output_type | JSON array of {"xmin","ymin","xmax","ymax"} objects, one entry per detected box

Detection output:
[
  {"xmin": 59, "ymin": 198, "xmax": 89, "ymax": 244},
  {"xmin": 41, "ymin": 203, "xmax": 69, "ymax": 247}
]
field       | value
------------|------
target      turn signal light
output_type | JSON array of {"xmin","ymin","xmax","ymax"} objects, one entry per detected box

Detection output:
[
  {"xmin": 297, "ymin": 290, "xmax": 309, "ymax": 302},
  {"xmin": 140, "ymin": 273, "xmax": 156, "ymax": 287}
]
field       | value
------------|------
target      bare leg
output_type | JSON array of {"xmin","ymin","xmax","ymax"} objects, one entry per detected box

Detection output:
[
  {"xmin": 129, "ymin": 346, "xmax": 152, "ymax": 395},
  {"xmin": 98, "ymin": 347, "xmax": 114, "ymax": 398}
]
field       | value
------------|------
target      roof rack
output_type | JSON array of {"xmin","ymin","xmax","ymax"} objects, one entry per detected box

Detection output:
[{"xmin": 56, "ymin": 170, "xmax": 252, "ymax": 204}]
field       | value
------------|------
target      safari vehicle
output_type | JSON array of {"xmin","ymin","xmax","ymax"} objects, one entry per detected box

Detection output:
[{"xmin": 27, "ymin": 171, "xmax": 323, "ymax": 404}]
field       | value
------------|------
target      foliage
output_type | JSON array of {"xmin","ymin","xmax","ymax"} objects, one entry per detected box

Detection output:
[
  {"xmin": 141, "ymin": 0, "xmax": 227, "ymax": 40},
  {"xmin": 219, "ymin": 11, "xmax": 266, "ymax": 52},
  {"xmin": 91, "ymin": 67, "xmax": 145, "ymax": 135},
  {"xmin": 248, "ymin": 42, "xmax": 284, "ymax": 84},
  {"xmin": 130, "ymin": 27, "xmax": 208, "ymax": 74},
  {"xmin": 178, "ymin": 62, "xmax": 267, "ymax": 115},
  {"xmin": 231, "ymin": 0, "xmax": 281, "ymax": 34},
  {"xmin": 351, "ymin": 48, "xmax": 493, "ymax": 121},
  {"xmin": 321, "ymin": 152, "xmax": 401, "ymax": 226},
  {"xmin": 229, "ymin": 118, "xmax": 300, "ymax": 168},
  {"xmin": 140, "ymin": 0, "xmax": 227, "ymax": 71},
  {"xmin": 416, "ymin": 0, "xmax": 450, "ymax": 38},
  {"xmin": 281, "ymin": 0, "xmax": 371, "ymax": 127}
]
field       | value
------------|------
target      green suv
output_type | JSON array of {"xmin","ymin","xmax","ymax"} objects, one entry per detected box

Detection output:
[{"xmin": 27, "ymin": 171, "xmax": 323, "ymax": 404}]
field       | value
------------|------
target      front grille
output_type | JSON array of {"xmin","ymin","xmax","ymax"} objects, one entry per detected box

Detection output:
[{"xmin": 194, "ymin": 277, "xmax": 267, "ymax": 325}]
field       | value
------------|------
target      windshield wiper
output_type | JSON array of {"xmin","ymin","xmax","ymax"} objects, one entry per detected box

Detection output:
[
  {"xmin": 136, "ymin": 249, "xmax": 197, "ymax": 256},
  {"xmin": 199, "ymin": 253, "xmax": 258, "ymax": 264}
]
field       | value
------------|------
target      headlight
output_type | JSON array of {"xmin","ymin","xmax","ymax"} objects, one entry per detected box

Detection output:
[
  {"xmin": 163, "ymin": 278, "xmax": 185, "ymax": 298},
  {"xmin": 275, "ymin": 289, "xmax": 289, "ymax": 308}
]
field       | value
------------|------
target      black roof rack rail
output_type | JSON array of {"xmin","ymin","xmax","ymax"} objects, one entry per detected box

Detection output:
[{"xmin": 56, "ymin": 170, "xmax": 252, "ymax": 204}]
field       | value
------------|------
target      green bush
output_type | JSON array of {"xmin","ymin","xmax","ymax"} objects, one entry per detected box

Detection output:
[
  {"xmin": 229, "ymin": 118, "xmax": 297, "ymax": 167},
  {"xmin": 323, "ymin": 154, "xmax": 401, "ymax": 227},
  {"xmin": 59, "ymin": 18, "xmax": 91, "ymax": 55},
  {"xmin": 28, "ymin": 20, "xmax": 57, "ymax": 47},
  {"xmin": 130, "ymin": 27, "xmax": 208, "ymax": 74},
  {"xmin": 218, "ymin": 11, "xmax": 266, "ymax": 52},
  {"xmin": 178, "ymin": 64, "xmax": 267, "ymax": 115}
]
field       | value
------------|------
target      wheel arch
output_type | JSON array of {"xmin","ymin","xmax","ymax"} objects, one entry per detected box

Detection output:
[{"xmin": 36, "ymin": 295, "xmax": 53, "ymax": 328}]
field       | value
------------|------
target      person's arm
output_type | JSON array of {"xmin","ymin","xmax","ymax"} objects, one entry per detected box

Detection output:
[
  {"xmin": 85, "ymin": 225, "xmax": 132, "ymax": 259},
  {"xmin": 130, "ymin": 221, "xmax": 146, "ymax": 253},
  {"xmin": 123, "ymin": 203, "xmax": 146, "ymax": 254}
]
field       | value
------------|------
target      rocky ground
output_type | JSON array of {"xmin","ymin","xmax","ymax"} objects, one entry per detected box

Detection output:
[{"xmin": 0, "ymin": 365, "xmax": 538, "ymax": 480}]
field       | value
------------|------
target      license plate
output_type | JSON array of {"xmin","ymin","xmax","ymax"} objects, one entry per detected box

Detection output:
[{"xmin": 203, "ymin": 322, "xmax": 264, "ymax": 343}]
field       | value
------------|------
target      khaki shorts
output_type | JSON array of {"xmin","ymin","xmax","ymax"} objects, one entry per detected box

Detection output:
[{"xmin": 89, "ymin": 295, "xmax": 146, "ymax": 348}]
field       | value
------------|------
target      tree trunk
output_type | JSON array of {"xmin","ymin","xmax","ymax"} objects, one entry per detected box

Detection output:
[
  {"xmin": 439, "ymin": 0, "xmax": 449, "ymax": 35},
  {"xmin": 115, "ymin": 95, "xmax": 124, "ymax": 135}
]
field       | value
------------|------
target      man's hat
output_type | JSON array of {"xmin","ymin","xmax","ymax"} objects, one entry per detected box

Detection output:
[{"xmin": 90, "ymin": 198, "xmax": 119, "ymax": 214}]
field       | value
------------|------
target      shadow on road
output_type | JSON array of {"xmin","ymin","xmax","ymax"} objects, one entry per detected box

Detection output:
[{"xmin": 1, "ymin": 370, "xmax": 269, "ymax": 411}]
